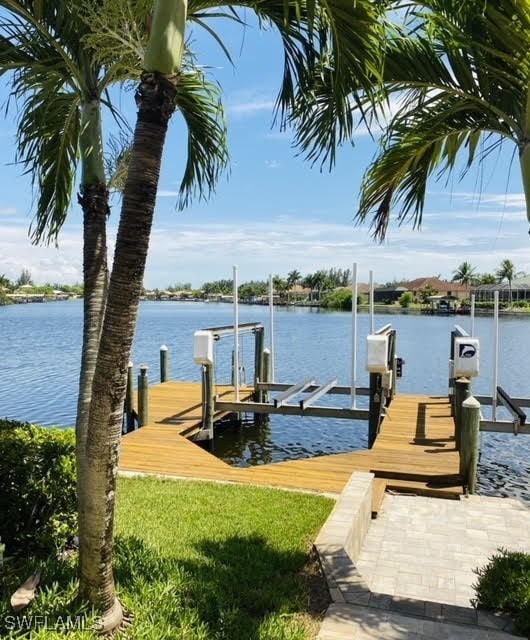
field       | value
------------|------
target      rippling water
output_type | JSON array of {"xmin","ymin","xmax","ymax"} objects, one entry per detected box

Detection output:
[{"xmin": 1, "ymin": 300, "xmax": 529, "ymax": 504}]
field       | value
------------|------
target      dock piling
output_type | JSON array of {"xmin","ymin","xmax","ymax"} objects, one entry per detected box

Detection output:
[
  {"xmin": 124, "ymin": 361, "xmax": 135, "ymax": 433},
  {"xmin": 368, "ymin": 372, "xmax": 382, "ymax": 448},
  {"xmin": 262, "ymin": 349, "xmax": 271, "ymax": 404},
  {"xmin": 138, "ymin": 365, "xmax": 149, "ymax": 426},
  {"xmin": 253, "ymin": 326, "xmax": 265, "ymax": 402},
  {"xmin": 454, "ymin": 377, "xmax": 471, "ymax": 449},
  {"xmin": 202, "ymin": 363, "xmax": 215, "ymax": 440},
  {"xmin": 160, "ymin": 345, "xmax": 169, "ymax": 382},
  {"xmin": 459, "ymin": 396, "xmax": 480, "ymax": 493}
]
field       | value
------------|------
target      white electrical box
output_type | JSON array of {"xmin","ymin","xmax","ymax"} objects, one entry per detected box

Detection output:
[
  {"xmin": 454, "ymin": 337, "xmax": 480, "ymax": 378},
  {"xmin": 366, "ymin": 334, "xmax": 389, "ymax": 373},
  {"xmin": 193, "ymin": 330, "xmax": 214, "ymax": 365},
  {"xmin": 382, "ymin": 370, "xmax": 393, "ymax": 390}
]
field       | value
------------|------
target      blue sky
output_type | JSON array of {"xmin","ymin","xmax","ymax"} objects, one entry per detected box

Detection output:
[{"xmin": 0, "ymin": 13, "xmax": 528, "ymax": 289}]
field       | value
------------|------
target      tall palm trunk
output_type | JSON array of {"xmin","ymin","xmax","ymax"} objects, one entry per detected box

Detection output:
[
  {"xmin": 75, "ymin": 97, "xmax": 110, "ymax": 608},
  {"xmin": 77, "ymin": 70, "xmax": 178, "ymax": 630}
]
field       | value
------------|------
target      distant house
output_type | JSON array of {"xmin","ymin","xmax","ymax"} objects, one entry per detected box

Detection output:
[
  {"xmin": 373, "ymin": 286, "xmax": 409, "ymax": 304},
  {"xmin": 474, "ymin": 277, "xmax": 530, "ymax": 303},
  {"xmin": 404, "ymin": 277, "xmax": 469, "ymax": 301}
]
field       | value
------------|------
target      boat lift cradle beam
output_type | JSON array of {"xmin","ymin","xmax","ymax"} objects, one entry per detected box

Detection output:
[
  {"xmin": 214, "ymin": 397, "xmax": 369, "ymax": 420},
  {"xmin": 274, "ymin": 377, "xmax": 315, "ymax": 408},
  {"xmin": 301, "ymin": 378, "xmax": 338, "ymax": 410},
  {"xmin": 201, "ymin": 322, "xmax": 263, "ymax": 340},
  {"xmin": 214, "ymin": 377, "xmax": 371, "ymax": 420},
  {"xmin": 257, "ymin": 382, "xmax": 370, "ymax": 396},
  {"xmin": 477, "ymin": 386, "xmax": 528, "ymax": 435}
]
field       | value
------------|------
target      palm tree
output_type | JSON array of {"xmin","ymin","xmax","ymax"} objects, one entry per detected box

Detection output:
[
  {"xmin": 452, "ymin": 261, "xmax": 476, "ymax": 299},
  {"xmin": 355, "ymin": 0, "xmax": 530, "ymax": 239},
  {"xmin": 273, "ymin": 275, "xmax": 289, "ymax": 302},
  {"xmin": 81, "ymin": 0, "xmax": 385, "ymax": 629},
  {"xmin": 496, "ymin": 258, "xmax": 516, "ymax": 305},
  {"xmin": 286, "ymin": 269, "xmax": 301, "ymax": 302},
  {"xmin": 0, "ymin": 274, "xmax": 12, "ymax": 291},
  {"xmin": 0, "ymin": 0, "xmax": 228, "ymax": 625},
  {"xmin": 479, "ymin": 273, "xmax": 497, "ymax": 285}
]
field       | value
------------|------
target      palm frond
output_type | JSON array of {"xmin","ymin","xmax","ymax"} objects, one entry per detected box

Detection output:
[
  {"xmin": 175, "ymin": 71, "xmax": 229, "ymax": 208},
  {"xmin": 14, "ymin": 87, "xmax": 81, "ymax": 243},
  {"xmin": 357, "ymin": 82, "xmax": 517, "ymax": 238},
  {"xmin": 355, "ymin": 0, "xmax": 530, "ymax": 240},
  {"xmin": 187, "ymin": 0, "xmax": 385, "ymax": 169},
  {"xmin": 105, "ymin": 132, "xmax": 133, "ymax": 194}
]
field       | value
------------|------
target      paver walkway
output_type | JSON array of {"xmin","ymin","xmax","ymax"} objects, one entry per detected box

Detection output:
[
  {"xmin": 356, "ymin": 494, "xmax": 530, "ymax": 607},
  {"xmin": 318, "ymin": 492, "xmax": 530, "ymax": 639}
]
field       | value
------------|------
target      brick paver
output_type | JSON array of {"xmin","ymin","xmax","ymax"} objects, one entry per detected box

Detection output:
[{"xmin": 317, "ymin": 483, "xmax": 530, "ymax": 639}]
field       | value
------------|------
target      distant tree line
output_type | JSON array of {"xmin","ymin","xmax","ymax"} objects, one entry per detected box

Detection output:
[
  {"xmin": 202, "ymin": 267, "xmax": 353, "ymax": 302},
  {"xmin": 0, "ymin": 270, "xmax": 84, "ymax": 303}
]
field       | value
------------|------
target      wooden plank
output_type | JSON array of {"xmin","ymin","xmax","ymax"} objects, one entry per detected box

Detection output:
[{"xmin": 120, "ymin": 382, "xmax": 463, "ymax": 500}]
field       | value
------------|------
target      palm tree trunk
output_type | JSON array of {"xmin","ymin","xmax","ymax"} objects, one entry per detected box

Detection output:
[
  {"xmin": 520, "ymin": 89, "xmax": 530, "ymax": 223},
  {"xmin": 77, "ymin": 70, "xmax": 178, "ymax": 629},
  {"xmin": 75, "ymin": 98, "xmax": 110, "ymax": 615}
]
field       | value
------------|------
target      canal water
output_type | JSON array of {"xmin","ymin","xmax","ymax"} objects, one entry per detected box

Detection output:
[{"xmin": 1, "ymin": 300, "xmax": 529, "ymax": 503}]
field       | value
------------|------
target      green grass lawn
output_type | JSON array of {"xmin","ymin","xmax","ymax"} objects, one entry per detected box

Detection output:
[{"xmin": 1, "ymin": 476, "xmax": 334, "ymax": 639}]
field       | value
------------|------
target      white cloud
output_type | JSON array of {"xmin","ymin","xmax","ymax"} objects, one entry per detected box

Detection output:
[
  {"xmin": 157, "ymin": 190, "xmax": 180, "ymax": 198},
  {"xmin": 0, "ymin": 224, "xmax": 84, "ymax": 284},
  {"xmin": 228, "ymin": 98, "xmax": 275, "ymax": 118},
  {"xmin": 439, "ymin": 191, "xmax": 526, "ymax": 209},
  {"xmin": 140, "ymin": 209, "xmax": 530, "ymax": 288}
]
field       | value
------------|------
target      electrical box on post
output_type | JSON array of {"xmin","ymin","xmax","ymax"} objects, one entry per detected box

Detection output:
[
  {"xmin": 366, "ymin": 334, "xmax": 389, "ymax": 373},
  {"xmin": 193, "ymin": 330, "xmax": 214, "ymax": 365},
  {"xmin": 454, "ymin": 337, "xmax": 480, "ymax": 378}
]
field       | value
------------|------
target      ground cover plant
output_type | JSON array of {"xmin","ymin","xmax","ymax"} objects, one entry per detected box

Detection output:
[
  {"xmin": 0, "ymin": 476, "xmax": 333, "ymax": 639},
  {"xmin": 472, "ymin": 547, "xmax": 530, "ymax": 638}
]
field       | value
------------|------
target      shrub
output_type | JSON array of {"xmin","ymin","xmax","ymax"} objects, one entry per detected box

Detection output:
[
  {"xmin": 0, "ymin": 419, "xmax": 77, "ymax": 556},
  {"xmin": 398, "ymin": 291, "xmax": 414, "ymax": 308},
  {"xmin": 472, "ymin": 548, "xmax": 530, "ymax": 637},
  {"xmin": 321, "ymin": 288, "xmax": 354, "ymax": 310}
]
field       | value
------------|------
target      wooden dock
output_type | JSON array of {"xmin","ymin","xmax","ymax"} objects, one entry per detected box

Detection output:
[{"xmin": 119, "ymin": 381, "xmax": 463, "ymax": 512}]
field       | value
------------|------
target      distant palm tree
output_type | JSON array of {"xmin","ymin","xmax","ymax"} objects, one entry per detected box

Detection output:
[
  {"xmin": 479, "ymin": 273, "xmax": 497, "ymax": 285},
  {"xmin": 286, "ymin": 269, "xmax": 302, "ymax": 302},
  {"xmin": 0, "ymin": 274, "xmax": 12, "ymax": 291},
  {"xmin": 355, "ymin": 0, "xmax": 530, "ymax": 238},
  {"xmin": 452, "ymin": 261, "xmax": 476, "ymax": 299},
  {"xmin": 496, "ymin": 259, "xmax": 516, "ymax": 305}
]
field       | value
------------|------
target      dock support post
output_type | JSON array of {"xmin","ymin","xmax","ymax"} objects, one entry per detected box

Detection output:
[
  {"xmin": 454, "ymin": 377, "xmax": 471, "ymax": 449},
  {"xmin": 253, "ymin": 326, "xmax": 265, "ymax": 402},
  {"xmin": 459, "ymin": 396, "xmax": 480, "ymax": 493},
  {"xmin": 138, "ymin": 365, "xmax": 149, "ymax": 427},
  {"xmin": 262, "ymin": 348, "xmax": 271, "ymax": 404},
  {"xmin": 368, "ymin": 372, "xmax": 382, "ymax": 448},
  {"xmin": 449, "ymin": 330, "xmax": 456, "ymax": 416},
  {"xmin": 124, "ymin": 360, "xmax": 135, "ymax": 433},
  {"xmin": 387, "ymin": 331, "xmax": 397, "ymax": 401},
  {"xmin": 203, "ymin": 363, "xmax": 215, "ymax": 440},
  {"xmin": 160, "ymin": 344, "xmax": 169, "ymax": 382}
]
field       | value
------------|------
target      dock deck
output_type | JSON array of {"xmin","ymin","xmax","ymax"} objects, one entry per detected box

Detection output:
[{"xmin": 119, "ymin": 382, "xmax": 463, "ymax": 510}]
